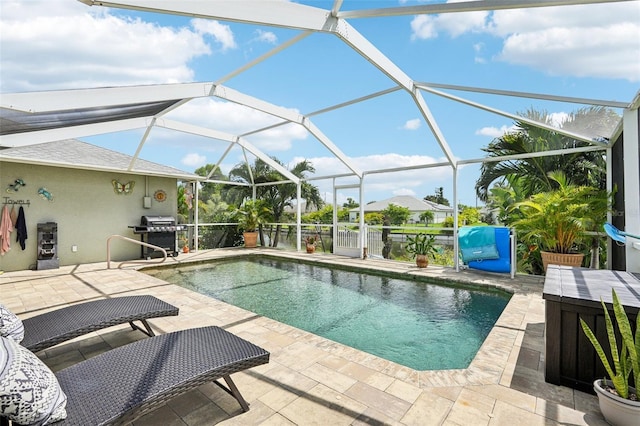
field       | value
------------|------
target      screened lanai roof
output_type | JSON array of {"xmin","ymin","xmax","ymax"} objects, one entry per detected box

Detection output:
[{"xmin": 1, "ymin": 0, "xmax": 639, "ymax": 188}]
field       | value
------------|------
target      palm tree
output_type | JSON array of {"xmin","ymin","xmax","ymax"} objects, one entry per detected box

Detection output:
[
  {"xmin": 194, "ymin": 164, "xmax": 228, "ymax": 204},
  {"xmin": 475, "ymin": 107, "xmax": 611, "ymax": 202},
  {"xmin": 228, "ymin": 157, "xmax": 323, "ymax": 247}
]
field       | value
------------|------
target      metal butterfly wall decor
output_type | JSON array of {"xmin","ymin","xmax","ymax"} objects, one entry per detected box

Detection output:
[{"xmin": 112, "ymin": 180, "xmax": 135, "ymax": 195}]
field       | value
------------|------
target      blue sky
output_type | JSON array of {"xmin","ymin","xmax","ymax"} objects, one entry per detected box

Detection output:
[{"xmin": 1, "ymin": 0, "xmax": 639, "ymax": 207}]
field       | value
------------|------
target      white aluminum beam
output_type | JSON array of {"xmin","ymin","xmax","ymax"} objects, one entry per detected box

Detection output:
[
  {"xmin": 419, "ymin": 85, "xmax": 609, "ymax": 146},
  {"xmin": 129, "ymin": 117, "xmax": 156, "ymax": 171},
  {"xmin": 1, "ymin": 83, "xmax": 214, "ymax": 112},
  {"xmin": 212, "ymin": 85, "xmax": 304, "ymax": 124},
  {"xmin": 623, "ymin": 107, "xmax": 640, "ymax": 273},
  {"xmin": 337, "ymin": 0, "xmax": 635, "ymax": 19},
  {"xmin": 215, "ymin": 32, "xmax": 313, "ymax": 86},
  {"xmin": 156, "ymin": 118, "xmax": 299, "ymax": 183},
  {"xmin": 412, "ymin": 90, "xmax": 456, "ymax": 166},
  {"xmin": 416, "ymin": 82, "xmax": 631, "ymax": 109},
  {"xmin": 302, "ymin": 118, "xmax": 362, "ymax": 178},
  {"xmin": 79, "ymin": 0, "xmax": 333, "ymax": 31},
  {"xmin": 332, "ymin": 19, "xmax": 413, "ymax": 91},
  {"xmin": 306, "ymin": 87, "xmax": 402, "ymax": 117},
  {"xmin": 159, "ymin": 118, "xmax": 237, "ymax": 143},
  {"xmin": 329, "ymin": 18, "xmax": 457, "ymax": 165},
  {"xmin": 457, "ymin": 145, "xmax": 605, "ymax": 165},
  {"xmin": 0, "ymin": 117, "xmax": 149, "ymax": 147}
]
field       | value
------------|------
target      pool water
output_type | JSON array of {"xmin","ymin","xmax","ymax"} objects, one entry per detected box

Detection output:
[{"xmin": 148, "ymin": 258, "xmax": 511, "ymax": 370}]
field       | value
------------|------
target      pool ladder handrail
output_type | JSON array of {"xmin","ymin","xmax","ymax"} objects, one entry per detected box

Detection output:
[{"xmin": 107, "ymin": 235, "xmax": 167, "ymax": 269}]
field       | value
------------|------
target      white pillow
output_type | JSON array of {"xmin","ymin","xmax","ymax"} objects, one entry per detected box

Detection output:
[
  {"xmin": 0, "ymin": 336, "xmax": 67, "ymax": 425},
  {"xmin": 0, "ymin": 304, "xmax": 25, "ymax": 343}
]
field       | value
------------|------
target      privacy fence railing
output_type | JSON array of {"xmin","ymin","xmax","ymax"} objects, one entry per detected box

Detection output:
[{"xmin": 180, "ymin": 222, "xmax": 609, "ymax": 271}]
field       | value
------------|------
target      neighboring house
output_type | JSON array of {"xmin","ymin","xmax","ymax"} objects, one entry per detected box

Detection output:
[
  {"xmin": 348, "ymin": 195, "xmax": 454, "ymax": 224},
  {"xmin": 283, "ymin": 200, "xmax": 320, "ymax": 216},
  {"xmin": 0, "ymin": 139, "xmax": 199, "ymax": 272}
]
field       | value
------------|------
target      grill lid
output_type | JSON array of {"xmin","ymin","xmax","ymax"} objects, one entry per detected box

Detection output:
[{"xmin": 141, "ymin": 215, "xmax": 176, "ymax": 226}]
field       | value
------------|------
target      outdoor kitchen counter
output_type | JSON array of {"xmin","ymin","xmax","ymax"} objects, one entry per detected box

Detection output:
[{"xmin": 542, "ymin": 265, "xmax": 640, "ymax": 393}]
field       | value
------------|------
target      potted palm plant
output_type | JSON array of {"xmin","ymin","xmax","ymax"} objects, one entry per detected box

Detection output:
[
  {"xmin": 405, "ymin": 233, "xmax": 438, "ymax": 268},
  {"xmin": 580, "ymin": 289, "xmax": 639, "ymax": 426},
  {"xmin": 234, "ymin": 199, "xmax": 272, "ymax": 248},
  {"xmin": 513, "ymin": 171, "xmax": 611, "ymax": 272}
]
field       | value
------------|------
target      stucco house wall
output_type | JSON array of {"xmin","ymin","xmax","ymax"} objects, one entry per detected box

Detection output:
[{"xmin": 1, "ymin": 162, "xmax": 178, "ymax": 272}]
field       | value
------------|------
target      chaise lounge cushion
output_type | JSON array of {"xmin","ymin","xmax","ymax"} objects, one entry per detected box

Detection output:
[
  {"xmin": 0, "ymin": 304, "xmax": 25, "ymax": 343},
  {"xmin": 0, "ymin": 336, "xmax": 67, "ymax": 425}
]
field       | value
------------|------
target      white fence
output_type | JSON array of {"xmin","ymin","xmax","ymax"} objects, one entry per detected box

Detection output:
[{"xmin": 333, "ymin": 225, "xmax": 385, "ymax": 258}]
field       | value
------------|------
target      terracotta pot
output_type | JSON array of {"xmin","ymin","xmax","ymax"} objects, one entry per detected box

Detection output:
[
  {"xmin": 593, "ymin": 379, "xmax": 640, "ymax": 426},
  {"xmin": 306, "ymin": 244, "xmax": 316, "ymax": 254},
  {"xmin": 415, "ymin": 254, "xmax": 428, "ymax": 268},
  {"xmin": 243, "ymin": 231, "xmax": 258, "ymax": 248},
  {"xmin": 541, "ymin": 251, "xmax": 584, "ymax": 272},
  {"xmin": 182, "ymin": 245, "xmax": 189, "ymax": 253}
]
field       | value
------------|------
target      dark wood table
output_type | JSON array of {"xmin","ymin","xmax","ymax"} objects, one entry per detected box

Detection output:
[{"xmin": 543, "ymin": 265, "xmax": 640, "ymax": 393}]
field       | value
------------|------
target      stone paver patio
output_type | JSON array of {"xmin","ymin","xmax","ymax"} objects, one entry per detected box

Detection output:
[{"xmin": 0, "ymin": 248, "xmax": 608, "ymax": 425}]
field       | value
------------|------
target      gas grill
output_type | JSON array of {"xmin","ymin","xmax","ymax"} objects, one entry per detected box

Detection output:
[{"xmin": 130, "ymin": 215, "xmax": 185, "ymax": 259}]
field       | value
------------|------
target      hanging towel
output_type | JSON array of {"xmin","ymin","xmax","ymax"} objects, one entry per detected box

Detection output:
[
  {"xmin": 10, "ymin": 205, "xmax": 18, "ymax": 227},
  {"xmin": 1, "ymin": 205, "xmax": 14, "ymax": 255},
  {"xmin": 458, "ymin": 226, "xmax": 499, "ymax": 263},
  {"xmin": 16, "ymin": 206, "xmax": 27, "ymax": 250}
]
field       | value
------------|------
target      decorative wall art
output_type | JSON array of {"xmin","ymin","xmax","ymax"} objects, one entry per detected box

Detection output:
[
  {"xmin": 111, "ymin": 180, "xmax": 135, "ymax": 195},
  {"xmin": 38, "ymin": 188, "xmax": 54, "ymax": 202},
  {"xmin": 153, "ymin": 189, "xmax": 167, "ymax": 202},
  {"xmin": 6, "ymin": 179, "xmax": 26, "ymax": 193}
]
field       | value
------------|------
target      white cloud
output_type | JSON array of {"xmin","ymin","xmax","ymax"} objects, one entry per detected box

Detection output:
[
  {"xmin": 393, "ymin": 188, "xmax": 417, "ymax": 197},
  {"xmin": 291, "ymin": 153, "xmax": 453, "ymax": 202},
  {"xmin": 402, "ymin": 118, "xmax": 421, "ymax": 130},
  {"xmin": 410, "ymin": 2, "xmax": 640, "ymax": 81},
  {"xmin": 0, "ymin": 0, "xmax": 219, "ymax": 91},
  {"xmin": 191, "ymin": 19, "xmax": 237, "ymax": 51},
  {"xmin": 473, "ymin": 42, "xmax": 487, "ymax": 63},
  {"xmin": 182, "ymin": 153, "xmax": 207, "ymax": 168},
  {"xmin": 475, "ymin": 125, "xmax": 517, "ymax": 138},
  {"xmin": 253, "ymin": 29, "xmax": 278, "ymax": 44},
  {"xmin": 410, "ymin": 2, "xmax": 488, "ymax": 40},
  {"xmin": 166, "ymin": 98, "xmax": 308, "ymax": 151}
]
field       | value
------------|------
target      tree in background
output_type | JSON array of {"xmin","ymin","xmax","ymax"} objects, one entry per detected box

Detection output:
[
  {"xmin": 442, "ymin": 207, "xmax": 482, "ymax": 228},
  {"xmin": 194, "ymin": 164, "xmax": 228, "ymax": 204},
  {"xmin": 475, "ymin": 107, "xmax": 618, "ymax": 272},
  {"xmin": 343, "ymin": 198, "xmax": 359, "ymax": 208},
  {"xmin": 228, "ymin": 157, "xmax": 323, "ymax": 247},
  {"xmin": 424, "ymin": 187, "xmax": 450, "ymax": 206},
  {"xmin": 381, "ymin": 204, "xmax": 410, "ymax": 225},
  {"xmin": 419, "ymin": 210, "xmax": 434, "ymax": 225},
  {"xmin": 475, "ymin": 107, "xmax": 612, "ymax": 203}
]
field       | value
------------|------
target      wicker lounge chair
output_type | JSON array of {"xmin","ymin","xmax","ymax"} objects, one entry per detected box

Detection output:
[
  {"xmin": 53, "ymin": 326, "xmax": 270, "ymax": 425},
  {"xmin": 21, "ymin": 295, "xmax": 179, "ymax": 352}
]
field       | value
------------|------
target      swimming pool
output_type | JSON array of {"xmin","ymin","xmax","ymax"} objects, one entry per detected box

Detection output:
[{"xmin": 147, "ymin": 257, "xmax": 511, "ymax": 370}]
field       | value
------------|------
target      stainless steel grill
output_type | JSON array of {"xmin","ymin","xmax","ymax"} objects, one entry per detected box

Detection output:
[{"xmin": 130, "ymin": 215, "xmax": 185, "ymax": 258}]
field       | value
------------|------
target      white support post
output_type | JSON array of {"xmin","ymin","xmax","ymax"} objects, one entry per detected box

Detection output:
[
  {"xmin": 453, "ymin": 167, "xmax": 459, "ymax": 272},
  {"xmin": 606, "ymin": 147, "xmax": 613, "ymax": 270},
  {"xmin": 623, "ymin": 108, "xmax": 640, "ymax": 273},
  {"xmin": 297, "ymin": 183, "xmax": 302, "ymax": 252},
  {"xmin": 359, "ymin": 177, "xmax": 366, "ymax": 259},
  {"xmin": 194, "ymin": 181, "xmax": 199, "ymax": 253}
]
